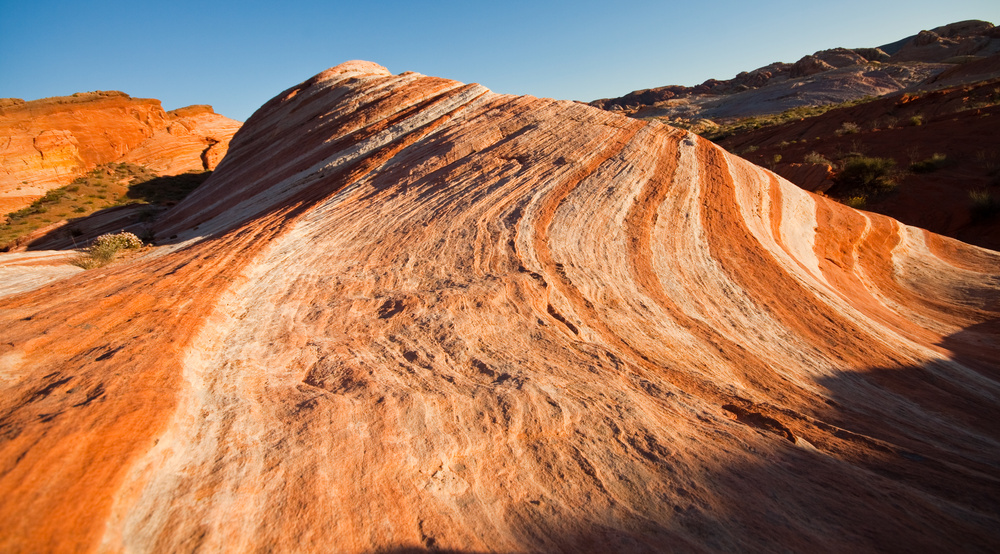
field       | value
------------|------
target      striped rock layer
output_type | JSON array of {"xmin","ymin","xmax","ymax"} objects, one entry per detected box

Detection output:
[{"xmin": 1, "ymin": 61, "xmax": 999, "ymax": 552}]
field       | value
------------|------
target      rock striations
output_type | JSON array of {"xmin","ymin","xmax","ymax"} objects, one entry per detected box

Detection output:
[
  {"xmin": 0, "ymin": 92, "xmax": 240, "ymax": 215},
  {"xmin": 1, "ymin": 61, "xmax": 999, "ymax": 552}
]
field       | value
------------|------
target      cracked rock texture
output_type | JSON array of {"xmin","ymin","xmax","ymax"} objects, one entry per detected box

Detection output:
[
  {"xmin": 1, "ymin": 61, "xmax": 998, "ymax": 553},
  {"xmin": 0, "ymin": 92, "xmax": 241, "ymax": 215}
]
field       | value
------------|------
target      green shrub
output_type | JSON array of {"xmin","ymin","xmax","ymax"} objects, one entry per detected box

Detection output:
[
  {"xmin": 73, "ymin": 231, "xmax": 144, "ymax": 269},
  {"xmin": 909, "ymin": 115, "xmax": 923, "ymax": 126},
  {"xmin": 843, "ymin": 196, "xmax": 867, "ymax": 208},
  {"xmin": 837, "ymin": 156, "xmax": 898, "ymax": 193}
]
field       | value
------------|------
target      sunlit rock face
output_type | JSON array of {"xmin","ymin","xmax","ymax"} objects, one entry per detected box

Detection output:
[
  {"xmin": 0, "ymin": 92, "xmax": 240, "ymax": 215},
  {"xmin": 1, "ymin": 61, "xmax": 998, "ymax": 553}
]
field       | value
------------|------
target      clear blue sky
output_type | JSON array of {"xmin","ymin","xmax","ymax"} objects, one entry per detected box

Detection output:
[{"xmin": 2, "ymin": 0, "xmax": 998, "ymax": 121}]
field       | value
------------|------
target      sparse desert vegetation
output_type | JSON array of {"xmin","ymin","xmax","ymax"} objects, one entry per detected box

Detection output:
[
  {"xmin": 969, "ymin": 188, "xmax": 1000, "ymax": 222},
  {"xmin": 803, "ymin": 151, "xmax": 832, "ymax": 165},
  {"xmin": 909, "ymin": 153, "xmax": 950, "ymax": 173},
  {"xmin": 72, "ymin": 231, "xmax": 145, "ymax": 269},
  {"xmin": 0, "ymin": 163, "xmax": 211, "ymax": 249},
  {"xmin": 832, "ymin": 155, "xmax": 898, "ymax": 199},
  {"xmin": 835, "ymin": 121, "xmax": 861, "ymax": 135},
  {"xmin": 701, "ymin": 96, "xmax": 879, "ymax": 142}
]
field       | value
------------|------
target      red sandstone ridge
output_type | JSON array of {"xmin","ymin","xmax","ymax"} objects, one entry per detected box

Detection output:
[
  {"xmin": 0, "ymin": 91, "xmax": 241, "ymax": 215},
  {"xmin": 0, "ymin": 61, "xmax": 998, "ymax": 552},
  {"xmin": 718, "ymin": 79, "xmax": 1000, "ymax": 251}
]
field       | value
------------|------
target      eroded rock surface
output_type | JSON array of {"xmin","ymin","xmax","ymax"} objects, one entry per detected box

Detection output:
[
  {"xmin": 0, "ymin": 92, "xmax": 240, "ymax": 214},
  {"xmin": 1, "ymin": 61, "xmax": 998, "ymax": 552}
]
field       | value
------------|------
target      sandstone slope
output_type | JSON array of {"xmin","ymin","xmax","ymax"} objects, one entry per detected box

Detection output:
[
  {"xmin": 1, "ymin": 61, "xmax": 998, "ymax": 552},
  {"xmin": 0, "ymin": 92, "xmax": 240, "ymax": 215},
  {"xmin": 717, "ymin": 78, "xmax": 1000, "ymax": 251}
]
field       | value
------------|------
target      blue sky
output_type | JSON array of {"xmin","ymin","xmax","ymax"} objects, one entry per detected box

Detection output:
[{"xmin": 2, "ymin": 0, "xmax": 998, "ymax": 121}]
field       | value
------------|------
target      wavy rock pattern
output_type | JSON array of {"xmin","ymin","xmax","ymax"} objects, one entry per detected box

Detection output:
[{"xmin": 1, "ymin": 61, "xmax": 999, "ymax": 552}]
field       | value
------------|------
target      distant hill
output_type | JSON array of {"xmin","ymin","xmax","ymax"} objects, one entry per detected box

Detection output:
[
  {"xmin": 591, "ymin": 20, "xmax": 1000, "ymax": 126},
  {"xmin": 0, "ymin": 91, "xmax": 241, "ymax": 216}
]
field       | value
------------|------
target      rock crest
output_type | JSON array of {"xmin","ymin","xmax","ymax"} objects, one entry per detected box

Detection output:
[{"xmin": 0, "ymin": 62, "xmax": 998, "ymax": 552}]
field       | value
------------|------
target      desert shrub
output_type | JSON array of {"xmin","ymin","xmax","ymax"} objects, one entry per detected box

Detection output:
[
  {"xmin": 830, "ymin": 155, "xmax": 899, "ymax": 207},
  {"xmin": 73, "ymin": 231, "xmax": 143, "ymax": 269},
  {"xmin": 909, "ymin": 115, "xmax": 923, "ymax": 126},
  {"xmin": 877, "ymin": 115, "xmax": 899, "ymax": 129},
  {"xmin": 836, "ymin": 156, "xmax": 898, "ymax": 193},
  {"xmin": 970, "ymin": 189, "xmax": 1000, "ymax": 222},
  {"xmin": 843, "ymin": 196, "xmax": 867, "ymax": 209},
  {"xmin": 910, "ymin": 153, "xmax": 950, "ymax": 173},
  {"xmin": 835, "ymin": 122, "xmax": 861, "ymax": 135},
  {"xmin": 974, "ymin": 149, "xmax": 999, "ymax": 173},
  {"xmin": 803, "ymin": 151, "xmax": 831, "ymax": 165}
]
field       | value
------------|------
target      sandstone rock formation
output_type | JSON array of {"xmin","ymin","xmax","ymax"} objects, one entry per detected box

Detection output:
[
  {"xmin": 1, "ymin": 61, "xmax": 998, "ymax": 552},
  {"xmin": 592, "ymin": 20, "xmax": 1000, "ymax": 123},
  {"xmin": 0, "ymin": 92, "xmax": 240, "ymax": 215},
  {"xmin": 719, "ymin": 78, "xmax": 1000, "ymax": 251}
]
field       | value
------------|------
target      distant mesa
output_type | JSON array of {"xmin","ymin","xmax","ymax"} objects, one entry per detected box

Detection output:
[
  {"xmin": 0, "ymin": 91, "xmax": 241, "ymax": 216},
  {"xmin": 0, "ymin": 61, "xmax": 997, "ymax": 552}
]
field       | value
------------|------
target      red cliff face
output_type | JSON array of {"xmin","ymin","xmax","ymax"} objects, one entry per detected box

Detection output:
[
  {"xmin": 0, "ymin": 61, "xmax": 998, "ymax": 552},
  {"xmin": 0, "ymin": 92, "xmax": 240, "ymax": 215}
]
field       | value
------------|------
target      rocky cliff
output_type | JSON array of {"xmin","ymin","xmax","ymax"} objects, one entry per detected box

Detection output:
[
  {"xmin": 0, "ymin": 92, "xmax": 240, "ymax": 215},
  {"xmin": 1, "ymin": 62, "xmax": 998, "ymax": 552}
]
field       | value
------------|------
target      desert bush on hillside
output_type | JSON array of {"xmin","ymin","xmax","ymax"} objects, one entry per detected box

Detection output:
[
  {"xmin": 837, "ymin": 156, "xmax": 897, "ymax": 191},
  {"xmin": 875, "ymin": 115, "xmax": 899, "ymax": 129},
  {"xmin": 835, "ymin": 122, "xmax": 861, "ymax": 135},
  {"xmin": 1, "ymin": 164, "xmax": 211, "ymax": 249},
  {"xmin": 975, "ymin": 149, "xmax": 999, "ymax": 174},
  {"xmin": 844, "ymin": 196, "xmax": 867, "ymax": 209},
  {"xmin": 970, "ymin": 189, "xmax": 1000, "ymax": 222},
  {"xmin": 701, "ymin": 96, "xmax": 879, "ymax": 142},
  {"xmin": 910, "ymin": 153, "xmax": 951, "ymax": 173},
  {"xmin": 803, "ymin": 151, "xmax": 832, "ymax": 165},
  {"xmin": 909, "ymin": 115, "xmax": 924, "ymax": 126},
  {"xmin": 73, "ymin": 231, "xmax": 144, "ymax": 269},
  {"xmin": 831, "ymin": 156, "xmax": 899, "ymax": 207}
]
